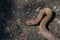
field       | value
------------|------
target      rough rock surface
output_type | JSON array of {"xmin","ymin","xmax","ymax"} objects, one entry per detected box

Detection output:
[{"xmin": 0, "ymin": 0, "xmax": 60, "ymax": 40}]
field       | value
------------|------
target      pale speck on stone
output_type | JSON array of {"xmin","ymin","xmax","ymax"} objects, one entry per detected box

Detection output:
[
  {"xmin": 54, "ymin": 19, "xmax": 58, "ymax": 21},
  {"xmin": 15, "ymin": 39, "xmax": 18, "ymax": 40},
  {"xmin": 10, "ymin": 34, "xmax": 13, "ymax": 37},
  {"xmin": 12, "ymin": 11, "xmax": 15, "ymax": 13},
  {"xmin": 56, "ymin": 9, "xmax": 60, "ymax": 11},
  {"xmin": 38, "ymin": 31, "xmax": 41, "ymax": 34},
  {"xmin": 26, "ymin": 12, "xmax": 29, "ymax": 13},
  {"xmin": 35, "ymin": 7, "xmax": 41, "ymax": 12},
  {"xmin": 6, "ymin": 27, "xmax": 10, "ymax": 32},
  {"xmin": 33, "ymin": 14, "xmax": 37, "ymax": 18},
  {"xmin": 57, "ymin": 20, "xmax": 60, "ymax": 24},
  {"xmin": 17, "ymin": 6, "xmax": 20, "ymax": 9},
  {"xmin": 29, "ymin": 4, "xmax": 31, "ymax": 6},
  {"xmin": 54, "ymin": 6, "xmax": 57, "ymax": 10},
  {"xmin": 21, "ymin": 33, "xmax": 24, "ymax": 36}
]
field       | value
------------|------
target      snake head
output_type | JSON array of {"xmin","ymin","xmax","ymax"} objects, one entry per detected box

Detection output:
[{"xmin": 26, "ymin": 19, "xmax": 37, "ymax": 25}]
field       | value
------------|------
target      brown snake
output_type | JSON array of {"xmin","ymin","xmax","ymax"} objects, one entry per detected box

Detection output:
[{"xmin": 26, "ymin": 8, "xmax": 60, "ymax": 40}]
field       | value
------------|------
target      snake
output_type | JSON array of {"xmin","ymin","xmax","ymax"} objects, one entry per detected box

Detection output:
[{"xmin": 26, "ymin": 8, "xmax": 60, "ymax": 40}]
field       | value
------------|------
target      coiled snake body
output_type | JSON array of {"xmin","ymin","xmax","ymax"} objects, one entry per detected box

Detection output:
[{"xmin": 26, "ymin": 8, "xmax": 60, "ymax": 40}]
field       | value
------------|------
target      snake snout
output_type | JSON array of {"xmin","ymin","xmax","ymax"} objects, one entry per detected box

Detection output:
[
  {"xmin": 26, "ymin": 19, "xmax": 37, "ymax": 25},
  {"xmin": 26, "ymin": 21, "xmax": 32, "ymax": 25}
]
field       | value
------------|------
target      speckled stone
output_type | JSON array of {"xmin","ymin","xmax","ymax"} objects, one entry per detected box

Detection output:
[{"xmin": 1, "ymin": 0, "xmax": 60, "ymax": 40}]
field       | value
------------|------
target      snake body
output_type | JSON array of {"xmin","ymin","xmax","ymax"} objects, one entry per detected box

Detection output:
[{"xmin": 26, "ymin": 8, "xmax": 59, "ymax": 40}]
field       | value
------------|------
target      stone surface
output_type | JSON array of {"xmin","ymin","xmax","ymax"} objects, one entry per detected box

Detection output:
[{"xmin": 0, "ymin": 0, "xmax": 60, "ymax": 40}]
